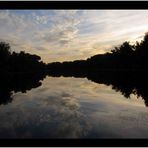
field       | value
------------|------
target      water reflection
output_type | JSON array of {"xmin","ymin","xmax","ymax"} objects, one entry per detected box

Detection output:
[
  {"xmin": 48, "ymin": 70, "xmax": 148, "ymax": 107},
  {"xmin": 0, "ymin": 72, "xmax": 46, "ymax": 105},
  {"xmin": 0, "ymin": 71, "xmax": 148, "ymax": 107},
  {"xmin": 0, "ymin": 77, "xmax": 92, "ymax": 138},
  {"xmin": 0, "ymin": 73, "xmax": 148, "ymax": 138}
]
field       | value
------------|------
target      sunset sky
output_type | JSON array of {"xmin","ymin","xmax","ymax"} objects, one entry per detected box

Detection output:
[{"xmin": 0, "ymin": 10, "xmax": 148, "ymax": 63}]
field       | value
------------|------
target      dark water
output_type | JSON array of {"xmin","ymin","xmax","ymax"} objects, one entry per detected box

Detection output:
[{"xmin": 0, "ymin": 74, "xmax": 148, "ymax": 138}]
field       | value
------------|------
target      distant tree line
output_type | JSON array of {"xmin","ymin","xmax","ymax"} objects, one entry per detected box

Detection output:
[
  {"xmin": 1, "ymin": 32, "xmax": 148, "ymax": 106},
  {"xmin": 46, "ymin": 32, "xmax": 148, "ymax": 107},
  {"xmin": 1, "ymin": 32, "xmax": 148, "ymax": 74},
  {"xmin": 0, "ymin": 42, "xmax": 46, "ymax": 73},
  {"xmin": 47, "ymin": 32, "xmax": 148, "ymax": 72},
  {"xmin": 0, "ymin": 42, "xmax": 47, "ymax": 105}
]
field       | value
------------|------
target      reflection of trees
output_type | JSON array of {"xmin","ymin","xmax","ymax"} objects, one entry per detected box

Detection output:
[
  {"xmin": 1, "ymin": 31, "xmax": 148, "ymax": 106},
  {"xmin": 0, "ymin": 41, "xmax": 47, "ymax": 105},
  {"xmin": 48, "ymin": 70, "xmax": 148, "ymax": 107},
  {"xmin": 0, "ymin": 72, "xmax": 46, "ymax": 105},
  {"xmin": 2, "ymin": 69, "xmax": 148, "ymax": 107},
  {"xmin": 47, "ymin": 32, "xmax": 148, "ymax": 107},
  {"xmin": 85, "ymin": 71, "xmax": 148, "ymax": 107}
]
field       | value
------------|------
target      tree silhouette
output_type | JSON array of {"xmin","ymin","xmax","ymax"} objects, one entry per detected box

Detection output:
[
  {"xmin": 0, "ymin": 41, "xmax": 46, "ymax": 73},
  {"xmin": 0, "ymin": 42, "xmax": 11, "ymax": 58},
  {"xmin": 1, "ymin": 32, "xmax": 148, "ymax": 106},
  {"xmin": 111, "ymin": 41, "xmax": 134, "ymax": 55},
  {"xmin": 0, "ymin": 42, "xmax": 11, "ymax": 70},
  {"xmin": 46, "ymin": 31, "xmax": 148, "ymax": 107},
  {"xmin": 0, "ymin": 41, "xmax": 47, "ymax": 105}
]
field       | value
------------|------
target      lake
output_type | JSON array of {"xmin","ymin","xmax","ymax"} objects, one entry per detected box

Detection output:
[{"xmin": 0, "ymin": 75, "xmax": 148, "ymax": 138}]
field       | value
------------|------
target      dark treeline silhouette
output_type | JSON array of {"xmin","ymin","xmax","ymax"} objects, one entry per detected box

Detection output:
[
  {"xmin": 1, "ymin": 32, "xmax": 148, "ymax": 106},
  {"xmin": 46, "ymin": 32, "xmax": 148, "ymax": 107},
  {"xmin": 0, "ymin": 41, "xmax": 47, "ymax": 105},
  {"xmin": 47, "ymin": 32, "xmax": 148, "ymax": 72},
  {"xmin": 0, "ymin": 42, "xmax": 46, "ymax": 73}
]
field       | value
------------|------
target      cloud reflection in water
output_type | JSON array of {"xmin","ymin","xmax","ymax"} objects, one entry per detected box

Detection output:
[{"xmin": 0, "ymin": 76, "xmax": 147, "ymax": 138}]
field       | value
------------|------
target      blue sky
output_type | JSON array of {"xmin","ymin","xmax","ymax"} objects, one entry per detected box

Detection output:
[{"xmin": 0, "ymin": 10, "xmax": 148, "ymax": 63}]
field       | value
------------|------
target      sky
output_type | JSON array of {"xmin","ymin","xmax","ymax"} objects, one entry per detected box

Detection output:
[{"xmin": 0, "ymin": 10, "xmax": 148, "ymax": 63}]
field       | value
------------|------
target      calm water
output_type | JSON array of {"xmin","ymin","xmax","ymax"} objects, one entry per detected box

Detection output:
[{"xmin": 0, "ymin": 76, "xmax": 148, "ymax": 138}]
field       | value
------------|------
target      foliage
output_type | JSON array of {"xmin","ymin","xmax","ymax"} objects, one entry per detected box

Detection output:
[
  {"xmin": 0, "ymin": 42, "xmax": 46, "ymax": 72},
  {"xmin": 47, "ymin": 32, "xmax": 148, "ymax": 71}
]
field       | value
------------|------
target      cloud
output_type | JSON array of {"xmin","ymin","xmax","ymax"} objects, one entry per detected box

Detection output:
[
  {"xmin": 1, "ymin": 10, "xmax": 148, "ymax": 63},
  {"xmin": 32, "ymin": 13, "xmax": 49, "ymax": 25},
  {"xmin": 42, "ymin": 10, "xmax": 80, "ymax": 46}
]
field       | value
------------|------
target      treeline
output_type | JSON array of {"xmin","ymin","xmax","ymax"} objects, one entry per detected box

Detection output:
[
  {"xmin": 0, "ymin": 42, "xmax": 46, "ymax": 73},
  {"xmin": 0, "ymin": 42, "xmax": 47, "ymax": 105},
  {"xmin": 1, "ymin": 32, "xmax": 148, "ymax": 106},
  {"xmin": 47, "ymin": 32, "xmax": 148, "ymax": 72},
  {"xmin": 1, "ymin": 31, "xmax": 148, "ymax": 74}
]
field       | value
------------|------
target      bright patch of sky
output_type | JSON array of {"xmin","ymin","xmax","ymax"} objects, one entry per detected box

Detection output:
[{"xmin": 0, "ymin": 10, "xmax": 148, "ymax": 63}]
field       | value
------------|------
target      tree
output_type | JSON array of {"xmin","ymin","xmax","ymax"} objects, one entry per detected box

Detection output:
[
  {"xmin": 137, "ymin": 32, "xmax": 148, "ymax": 54},
  {"xmin": 111, "ymin": 41, "xmax": 133, "ymax": 55},
  {"xmin": 0, "ymin": 42, "xmax": 11, "ymax": 64}
]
